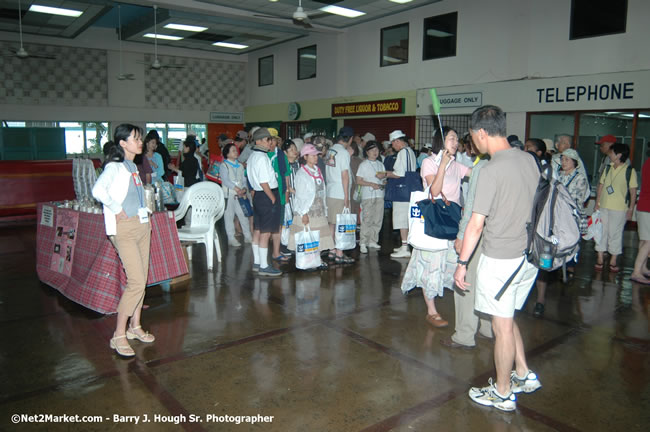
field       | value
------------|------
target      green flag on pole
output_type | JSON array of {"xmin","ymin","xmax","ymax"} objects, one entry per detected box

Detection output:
[{"xmin": 429, "ymin": 88, "xmax": 441, "ymax": 115}]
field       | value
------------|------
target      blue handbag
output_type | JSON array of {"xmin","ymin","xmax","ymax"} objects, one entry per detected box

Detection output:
[
  {"xmin": 417, "ymin": 192, "xmax": 462, "ymax": 240},
  {"xmin": 384, "ymin": 149, "xmax": 422, "ymax": 202}
]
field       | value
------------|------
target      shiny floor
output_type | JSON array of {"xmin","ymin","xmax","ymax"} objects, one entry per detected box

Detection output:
[{"xmin": 0, "ymin": 221, "xmax": 649, "ymax": 432}]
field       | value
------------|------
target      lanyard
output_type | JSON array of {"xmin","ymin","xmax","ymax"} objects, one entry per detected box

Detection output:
[
  {"xmin": 607, "ymin": 164, "xmax": 625, "ymax": 189},
  {"xmin": 302, "ymin": 165, "xmax": 324, "ymax": 185},
  {"xmin": 123, "ymin": 161, "xmax": 145, "ymax": 207}
]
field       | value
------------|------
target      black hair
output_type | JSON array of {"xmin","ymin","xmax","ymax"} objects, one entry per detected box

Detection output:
[
  {"xmin": 527, "ymin": 138, "xmax": 547, "ymax": 155},
  {"xmin": 102, "ymin": 141, "xmax": 114, "ymax": 157},
  {"xmin": 363, "ymin": 141, "xmax": 380, "ymax": 158},
  {"xmin": 282, "ymin": 139, "xmax": 296, "ymax": 152},
  {"xmin": 431, "ymin": 127, "xmax": 458, "ymax": 154},
  {"xmin": 610, "ymin": 143, "xmax": 629, "ymax": 163},
  {"xmin": 184, "ymin": 139, "xmax": 197, "ymax": 154},
  {"xmin": 470, "ymin": 105, "xmax": 506, "ymax": 137},
  {"xmin": 222, "ymin": 143, "xmax": 236, "ymax": 159},
  {"xmin": 109, "ymin": 123, "xmax": 142, "ymax": 163},
  {"xmin": 144, "ymin": 130, "xmax": 158, "ymax": 145}
]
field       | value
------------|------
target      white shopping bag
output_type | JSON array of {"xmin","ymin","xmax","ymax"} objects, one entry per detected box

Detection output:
[
  {"xmin": 407, "ymin": 187, "xmax": 449, "ymax": 251},
  {"xmin": 295, "ymin": 226, "xmax": 321, "ymax": 270},
  {"xmin": 335, "ymin": 207, "xmax": 357, "ymax": 250},
  {"xmin": 281, "ymin": 203, "xmax": 293, "ymax": 246},
  {"xmin": 173, "ymin": 174, "xmax": 184, "ymax": 200},
  {"xmin": 583, "ymin": 210, "xmax": 602, "ymax": 243}
]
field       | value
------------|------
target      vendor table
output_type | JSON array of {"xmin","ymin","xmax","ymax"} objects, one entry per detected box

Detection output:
[{"xmin": 36, "ymin": 203, "xmax": 189, "ymax": 314}]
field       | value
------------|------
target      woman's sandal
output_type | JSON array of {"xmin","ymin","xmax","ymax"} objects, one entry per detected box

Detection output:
[
  {"xmin": 609, "ymin": 265, "xmax": 620, "ymax": 273},
  {"xmin": 326, "ymin": 251, "xmax": 337, "ymax": 261},
  {"xmin": 126, "ymin": 326, "xmax": 156, "ymax": 343},
  {"xmin": 334, "ymin": 255, "xmax": 355, "ymax": 264},
  {"xmin": 110, "ymin": 334, "xmax": 135, "ymax": 357},
  {"xmin": 425, "ymin": 313, "xmax": 449, "ymax": 328},
  {"xmin": 594, "ymin": 263, "xmax": 604, "ymax": 271},
  {"xmin": 272, "ymin": 255, "xmax": 292, "ymax": 262}
]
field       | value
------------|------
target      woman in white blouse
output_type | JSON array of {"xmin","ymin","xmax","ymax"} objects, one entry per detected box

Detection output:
[
  {"xmin": 356, "ymin": 141, "xmax": 386, "ymax": 254},
  {"xmin": 288, "ymin": 144, "xmax": 335, "ymax": 267}
]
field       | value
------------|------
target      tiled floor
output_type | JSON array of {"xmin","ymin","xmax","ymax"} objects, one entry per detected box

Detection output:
[{"xmin": 0, "ymin": 223, "xmax": 648, "ymax": 431}]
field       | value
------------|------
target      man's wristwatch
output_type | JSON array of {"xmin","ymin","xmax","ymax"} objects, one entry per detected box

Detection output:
[{"xmin": 457, "ymin": 258, "xmax": 469, "ymax": 266}]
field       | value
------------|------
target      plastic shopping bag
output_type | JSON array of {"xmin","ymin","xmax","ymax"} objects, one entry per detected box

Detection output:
[
  {"xmin": 281, "ymin": 203, "xmax": 293, "ymax": 246},
  {"xmin": 295, "ymin": 226, "xmax": 321, "ymax": 270},
  {"xmin": 407, "ymin": 187, "xmax": 449, "ymax": 251},
  {"xmin": 335, "ymin": 208, "xmax": 357, "ymax": 250},
  {"xmin": 583, "ymin": 210, "xmax": 602, "ymax": 243}
]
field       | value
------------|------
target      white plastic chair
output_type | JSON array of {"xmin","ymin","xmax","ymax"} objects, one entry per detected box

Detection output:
[{"xmin": 174, "ymin": 182, "xmax": 225, "ymax": 270}]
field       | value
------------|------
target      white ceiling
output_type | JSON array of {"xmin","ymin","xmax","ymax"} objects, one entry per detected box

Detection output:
[{"xmin": 0, "ymin": 0, "xmax": 442, "ymax": 54}]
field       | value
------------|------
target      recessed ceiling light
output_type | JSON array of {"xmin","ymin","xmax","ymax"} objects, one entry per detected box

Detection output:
[
  {"xmin": 164, "ymin": 24, "xmax": 208, "ymax": 32},
  {"xmin": 389, "ymin": 0, "xmax": 413, "ymax": 4},
  {"xmin": 319, "ymin": 5, "xmax": 366, "ymax": 18},
  {"xmin": 213, "ymin": 42, "xmax": 248, "ymax": 49},
  {"xmin": 143, "ymin": 33, "xmax": 183, "ymax": 41},
  {"xmin": 300, "ymin": 54, "xmax": 317, "ymax": 59},
  {"xmin": 29, "ymin": 5, "xmax": 83, "ymax": 17}
]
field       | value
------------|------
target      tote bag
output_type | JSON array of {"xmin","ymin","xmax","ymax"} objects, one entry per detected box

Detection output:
[
  {"xmin": 418, "ymin": 193, "xmax": 462, "ymax": 240},
  {"xmin": 295, "ymin": 227, "xmax": 321, "ymax": 270},
  {"xmin": 384, "ymin": 149, "xmax": 422, "ymax": 202},
  {"xmin": 407, "ymin": 186, "xmax": 449, "ymax": 251},
  {"xmin": 335, "ymin": 207, "xmax": 357, "ymax": 250}
]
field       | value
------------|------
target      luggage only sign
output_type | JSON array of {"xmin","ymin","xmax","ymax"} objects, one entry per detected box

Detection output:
[{"xmin": 437, "ymin": 92, "xmax": 483, "ymax": 109}]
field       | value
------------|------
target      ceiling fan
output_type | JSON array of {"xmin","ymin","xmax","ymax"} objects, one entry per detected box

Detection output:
[
  {"xmin": 4, "ymin": 0, "xmax": 56, "ymax": 60},
  {"xmin": 254, "ymin": 0, "xmax": 327, "ymax": 29},
  {"xmin": 142, "ymin": 5, "xmax": 184, "ymax": 71},
  {"xmin": 116, "ymin": 5, "xmax": 135, "ymax": 80}
]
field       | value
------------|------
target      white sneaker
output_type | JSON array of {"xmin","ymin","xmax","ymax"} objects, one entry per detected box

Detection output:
[
  {"xmin": 360, "ymin": 244, "xmax": 368, "ymax": 254},
  {"xmin": 368, "ymin": 242, "xmax": 381, "ymax": 249},
  {"xmin": 469, "ymin": 378, "xmax": 517, "ymax": 412},
  {"xmin": 510, "ymin": 370, "xmax": 542, "ymax": 394},
  {"xmin": 390, "ymin": 245, "xmax": 411, "ymax": 258},
  {"xmin": 244, "ymin": 237, "xmax": 253, "ymax": 244},
  {"xmin": 229, "ymin": 238, "xmax": 241, "ymax": 247}
]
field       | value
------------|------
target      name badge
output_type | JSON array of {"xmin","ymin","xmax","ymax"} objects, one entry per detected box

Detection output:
[
  {"xmin": 138, "ymin": 207, "xmax": 150, "ymax": 224},
  {"xmin": 606, "ymin": 186, "xmax": 614, "ymax": 195}
]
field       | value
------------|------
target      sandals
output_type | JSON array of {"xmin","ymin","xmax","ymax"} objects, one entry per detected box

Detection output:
[
  {"xmin": 126, "ymin": 325, "xmax": 156, "ymax": 343},
  {"xmin": 594, "ymin": 263, "xmax": 604, "ymax": 271},
  {"xmin": 334, "ymin": 255, "xmax": 355, "ymax": 264},
  {"xmin": 425, "ymin": 313, "xmax": 449, "ymax": 328},
  {"xmin": 326, "ymin": 251, "xmax": 337, "ymax": 261},
  {"xmin": 110, "ymin": 334, "xmax": 135, "ymax": 357},
  {"xmin": 272, "ymin": 255, "xmax": 292, "ymax": 262},
  {"xmin": 608, "ymin": 265, "xmax": 620, "ymax": 273}
]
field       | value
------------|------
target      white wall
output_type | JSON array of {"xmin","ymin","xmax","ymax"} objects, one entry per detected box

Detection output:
[{"xmin": 247, "ymin": 0, "xmax": 650, "ymax": 105}]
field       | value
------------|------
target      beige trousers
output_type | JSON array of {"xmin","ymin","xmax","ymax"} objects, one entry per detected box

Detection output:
[
  {"xmin": 595, "ymin": 208, "xmax": 626, "ymax": 255},
  {"xmin": 113, "ymin": 216, "xmax": 151, "ymax": 317},
  {"xmin": 451, "ymin": 237, "xmax": 493, "ymax": 346},
  {"xmin": 360, "ymin": 197, "xmax": 384, "ymax": 245}
]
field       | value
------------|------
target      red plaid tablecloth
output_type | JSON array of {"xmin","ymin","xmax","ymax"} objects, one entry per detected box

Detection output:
[{"xmin": 36, "ymin": 203, "xmax": 189, "ymax": 314}]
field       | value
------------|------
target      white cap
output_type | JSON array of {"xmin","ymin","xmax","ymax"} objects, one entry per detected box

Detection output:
[
  {"xmin": 389, "ymin": 130, "xmax": 406, "ymax": 142},
  {"xmin": 304, "ymin": 132, "xmax": 314, "ymax": 139},
  {"xmin": 361, "ymin": 132, "xmax": 375, "ymax": 142},
  {"xmin": 382, "ymin": 140, "xmax": 391, "ymax": 149},
  {"xmin": 423, "ymin": 142, "xmax": 433, "ymax": 149},
  {"xmin": 292, "ymin": 137, "xmax": 305, "ymax": 152}
]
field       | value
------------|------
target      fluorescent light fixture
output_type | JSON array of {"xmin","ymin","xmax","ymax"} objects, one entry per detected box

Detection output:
[
  {"xmin": 213, "ymin": 42, "xmax": 248, "ymax": 49},
  {"xmin": 300, "ymin": 54, "xmax": 317, "ymax": 59},
  {"xmin": 143, "ymin": 33, "xmax": 183, "ymax": 41},
  {"xmin": 319, "ymin": 5, "xmax": 366, "ymax": 18},
  {"xmin": 382, "ymin": 55, "xmax": 404, "ymax": 63},
  {"xmin": 389, "ymin": 0, "xmax": 413, "ymax": 4},
  {"xmin": 29, "ymin": 5, "xmax": 83, "ymax": 17},
  {"xmin": 427, "ymin": 29, "xmax": 454, "ymax": 37},
  {"xmin": 164, "ymin": 23, "xmax": 208, "ymax": 32}
]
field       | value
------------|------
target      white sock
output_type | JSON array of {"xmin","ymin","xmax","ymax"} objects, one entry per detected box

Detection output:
[
  {"xmin": 252, "ymin": 244, "xmax": 260, "ymax": 265},
  {"xmin": 401, "ymin": 241, "xmax": 408, "ymax": 249},
  {"xmin": 259, "ymin": 247, "xmax": 268, "ymax": 268}
]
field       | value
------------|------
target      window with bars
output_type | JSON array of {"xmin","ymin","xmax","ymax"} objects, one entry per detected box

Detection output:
[{"xmin": 417, "ymin": 115, "xmax": 472, "ymax": 148}]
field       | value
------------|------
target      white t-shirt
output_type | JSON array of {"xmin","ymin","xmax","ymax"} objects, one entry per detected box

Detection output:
[
  {"xmin": 393, "ymin": 147, "xmax": 416, "ymax": 177},
  {"xmin": 246, "ymin": 149, "xmax": 278, "ymax": 191},
  {"xmin": 357, "ymin": 159, "xmax": 385, "ymax": 201},
  {"xmin": 325, "ymin": 143, "xmax": 351, "ymax": 199}
]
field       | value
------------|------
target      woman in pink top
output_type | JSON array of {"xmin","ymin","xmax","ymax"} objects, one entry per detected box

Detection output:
[{"xmin": 400, "ymin": 128, "xmax": 471, "ymax": 328}]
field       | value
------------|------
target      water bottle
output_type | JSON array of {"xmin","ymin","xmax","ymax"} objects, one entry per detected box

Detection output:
[{"xmin": 539, "ymin": 245, "xmax": 553, "ymax": 270}]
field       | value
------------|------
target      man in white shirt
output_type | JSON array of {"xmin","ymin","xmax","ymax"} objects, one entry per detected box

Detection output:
[
  {"xmin": 385, "ymin": 130, "xmax": 417, "ymax": 258},
  {"xmin": 326, "ymin": 126, "xmax": 355, "ymax": 263},
  {"xmin": 246, "ymin": 127, "xmax": 282, "ymax": 277}
]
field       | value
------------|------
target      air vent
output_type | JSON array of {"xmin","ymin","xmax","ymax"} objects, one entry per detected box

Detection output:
[{"xmin": 187, "ymin": 31, "xmax": 231, "ymax": 42}]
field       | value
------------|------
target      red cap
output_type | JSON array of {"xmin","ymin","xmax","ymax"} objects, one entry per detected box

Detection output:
[{"xmin": 596, "ymin": 134, "xmax": 616, "ymax": 144}]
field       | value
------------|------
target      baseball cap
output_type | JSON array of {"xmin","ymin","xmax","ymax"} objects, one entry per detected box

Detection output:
[
  {"xmin": 252, "ymin": 127, "xmax": 271, "ymax": 141},
  {"xmin": 300, "ymin": 144, "xmax": 320, "ymax": 157},
  {"xmin": 338, "ymin": 126, "xmax": 354, "ymax": 137},
  {"xmin": 236, "ymin": 130, "xmax": 248, "ymax": 139},
  {"xmin": 596, "ymin": 134, "xmax": 616, "ymax": 144},
  {"xmin": 423, "ymin": 142, "xmax": 433, "ymax": 149},
  {"xmin": 361, "ymin": 132, "xmax": 376, "ymax": 142},
  {"xmin": 268, "ymin": 128, "xmax": 279, "ymax": 138},
  {"xmin": 389, "ymin": 130, "xmax": 406, "ymax": 142}
]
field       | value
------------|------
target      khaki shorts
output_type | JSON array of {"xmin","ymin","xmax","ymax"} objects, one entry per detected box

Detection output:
[
  {"xmin": 392, "ymin": 201, "xmax": 410, "ymax": 230},
  {"xmin": 638, "ymin": 211, "xmax": 650, "ymax": 241},
  {"xmin": 475, "ymin": 254, "xmax": 538, "ymax": 318},
  {"xmin": 326, "ymin": 197, "xmax": 347, "ymax": 225}
]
